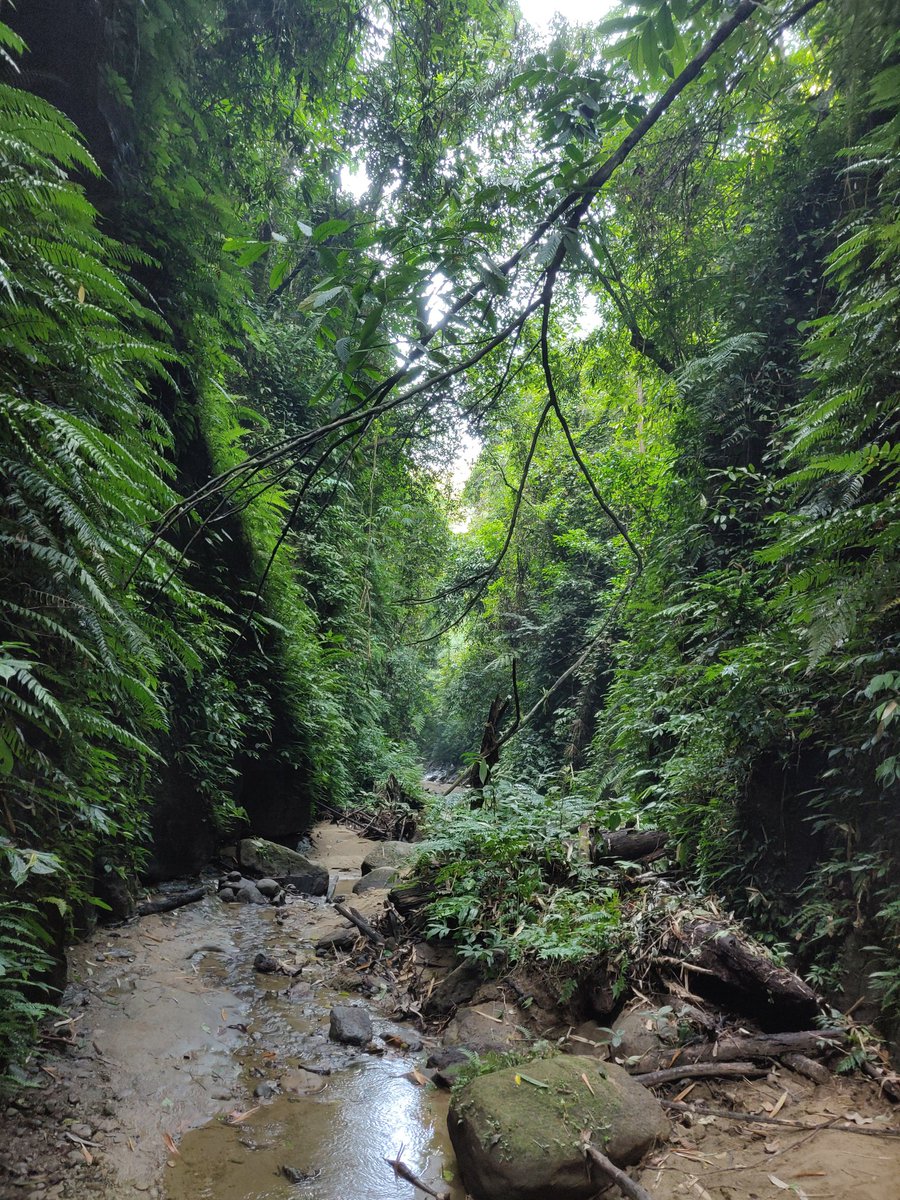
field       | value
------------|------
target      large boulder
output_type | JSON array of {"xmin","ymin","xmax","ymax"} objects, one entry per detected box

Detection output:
[
  {"xmin": 353, "ymin": 866, "xmax": 399, "ymax": 894},
  {"xmin": 238, "ymin": 838, "xmax": 328, "ymax": 895},
  {"xmin": 448, "ymin": 1055, "xmax": 668, "ymax": 1200},
  {"xmin": 361, "ymin": 840, "xmax": 417, "ymax": 874}
]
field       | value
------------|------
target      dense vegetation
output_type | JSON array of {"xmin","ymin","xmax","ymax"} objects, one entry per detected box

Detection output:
[{"xmin": 0, "ymin": 0, "xmax": 897, "ymax": 1074}]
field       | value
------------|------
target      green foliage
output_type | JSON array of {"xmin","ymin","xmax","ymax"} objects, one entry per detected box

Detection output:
[
  {"xmin": 0, "ymin": 902, "xmax": 57, "ymax": 1083},
  {"xmin": 419, "ymin": 782, "xmax": 625, "ymax": 987}
]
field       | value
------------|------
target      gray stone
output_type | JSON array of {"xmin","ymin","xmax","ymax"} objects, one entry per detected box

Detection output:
[
  {"xmin": 360, "ymin": 841, "xmax": 417, "ymax": 874},
  {"xmin": 352, "ymin": 866, "xmax": 398, "ymax": 893},
  {"xmin": 253, "ymin": 1081, "xmax": 277, "ymax": 1100},
  {"xmin": 328, "ymin": 1005, "xmax": 373, "ymax": 1045},
  {"xmin": 383, "ymin": 1025, "xmax": 423, "ymax": 1052},
  {"xmin": 441, "ymin": 1004, "xmax": 526, "ymax": 1054},
  {"xmin": 234, "ymin": 883, "xmax": 268, "ymax": 905},
  {"xmin": 226, "ymin": 871, "xmax": 242, "ymax": 883},
  {"xmin": 255, "ymin": 877, "xmax": 281, "ymax": 897},
  {"xmin": 611, "ymin": 1003, "xmax": 679, "ymax": 1067},
  {"xmin": 218, "ymin": 888, "xmax": 235, "ymax": 902},
  {"xmin": 239, "ymin": 838, "xmax": 328, "ymax": 895},
  {"xmin": 423, "ymin": 960, "xmax": 483, "ymax": 1017},
  {"xmin": 448, "ymin": 1055, "xmax": 668, "ymax": 1200}
]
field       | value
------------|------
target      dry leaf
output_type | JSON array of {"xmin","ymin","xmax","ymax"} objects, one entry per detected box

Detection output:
[
  {"xmin": 770, "ymin": 1090, "xmax": 789, "ymax": 1118},
  {"xmin": 163, "ymin": 1133, "xmax": 180, "ymax": 1157},
  {"xmin": 405, "ymin": 1068, "xmax": 428, "ymax": 1086},
  {"xmin": 842, "ymin": 1111, "xmax": 873, "ymax": 1125},
  {"xmin": 581, "ymin": 1072, "xmax": 595, "ymax": 1096},
  {"xmin": 127, "ymin": 1138, "xmax": 136, "ymax": 1153},
  {"xmin": 225, "ymin": 1106, "xmax": 260, "ymax": 1124},
  {"xmin": 673, "ymin": 1081, "xmax": 696, "ymax": 1103},
  {"xmin": 768, "ymin": 1174, "xmax": 789, "ymax": 1189},
  {"xmin": 77, "ymin": 284, "xmax": 86, "ymax": 303},
  {"xmin": 79, "ymin": 1143, "xmax": 93, "ymax": 1165},
  {"xmin": 764, "ymin": 1140, "xmax": 781, "ymax": 1154}
]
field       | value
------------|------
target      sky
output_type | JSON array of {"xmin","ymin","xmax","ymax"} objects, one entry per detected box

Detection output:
[
  {"xmin": 343, "ymin": 0, "xmax": 620, "ymax": 495},
  {"xmin": 517, "ymin": 0, "xmax": 616, "ymax": 32}
]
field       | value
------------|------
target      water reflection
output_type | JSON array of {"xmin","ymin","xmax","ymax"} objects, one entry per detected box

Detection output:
[{"xmin": 165, "ymin": 1057, "xmax": 464, "ymax": 1200}]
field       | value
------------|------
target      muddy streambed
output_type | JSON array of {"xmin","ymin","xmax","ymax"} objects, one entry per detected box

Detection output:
[
  {"xmin": 163, "ymin": 904, "xmax": 464, "ymax": 1200},
  {"xmin": 0, "ymin": 824, "xmax": 463, "ymax": 1200}
]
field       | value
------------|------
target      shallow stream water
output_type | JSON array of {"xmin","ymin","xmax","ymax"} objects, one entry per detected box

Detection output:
[{"xmin": 154, "ymin": 826, "xmax": 465, "ymax": 1200}]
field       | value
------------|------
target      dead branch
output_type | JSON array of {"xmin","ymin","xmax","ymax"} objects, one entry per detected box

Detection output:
[
  {"xmin": 385, "ymin": 1155, "xmax": 449, "ymax": 1200},
  {"xmin": 782, "ymin": 1052, "xmax": 832, "ymax": 1085},
  {"xmin": 624, "ymin": 1028, "xmax": 846, "ymax": 1073},
  {"xmin": 583, "ymin": 1139, "xmax": 656, "ymax": 1200},
  {"xmin": 333, "ymin": 902, "xmax": 385, "ymax": 946},
  {"xmin": 660, "ymin": 1099, "xmax": 900, "ymax": 1141},
  {"xmin": 137, "ymin": 886, "xmax": 206, "ymax": 916},
  {"xmin": 632, "ymin": 1062, "xmax": 766, "ymax": 1087}
]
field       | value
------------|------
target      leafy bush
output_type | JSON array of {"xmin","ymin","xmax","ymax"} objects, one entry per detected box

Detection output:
[{"xmin": 418, "ymin": 782, "xmax": 626, "ymax": 990}]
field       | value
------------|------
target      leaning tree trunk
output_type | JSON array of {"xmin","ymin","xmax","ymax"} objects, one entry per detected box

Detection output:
[{"xmin": 467, "ymin": 693, "xmax": 511, "ymax": 800}]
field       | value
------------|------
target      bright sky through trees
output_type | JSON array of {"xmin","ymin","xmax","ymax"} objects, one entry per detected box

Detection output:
[{"xmin": 517, "ymin": 0, "xmax": 615, "ymax": 32}]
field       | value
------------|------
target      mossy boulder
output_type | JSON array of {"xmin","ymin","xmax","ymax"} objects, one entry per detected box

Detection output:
[
  {"xmin": 360, "ymin": 840, "xmax": 417, "ymax": 874},
  {"xmin": 238, "ymin": 838, "xmax": 328, "ymax": 895},
  {"xmin": 447, "ymin": 1055, "xmax": 668, "ymax": 1200}
]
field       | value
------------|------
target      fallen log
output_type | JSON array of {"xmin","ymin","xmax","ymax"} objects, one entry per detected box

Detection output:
[
  {"xmin": 137, "ymin": 886, "xmax": 206, "ymax": 916},
  {"xmin": 782, "ymin": 1052, "xmax": 832, "ymax": 1085},
  {"xmin": 591, "ymin": 828, "xmax": 669, "ymax": 864},
  {"xmin": 333, "ymin": 902, "xmax": 385, "ymax": 947},
  {"xmin": 625, "ymin": 1027, "xmax": 846, "ymax": 1073},
  {"xmin": 672, "ymin": 919, "xmax": 819, "ymax": 1028},
  {"xmin": 583, "ymin": 1139, "xmax": 656, "ymax": 1200},
  {"xmin": 632, "ymin": 1061, "xmax": 766, "ymax": 1087}
]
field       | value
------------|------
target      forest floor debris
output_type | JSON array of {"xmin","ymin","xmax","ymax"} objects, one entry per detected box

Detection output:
[{"xmin": 0, "ymin": 821, "xmax": 898, "ymax": 1200}]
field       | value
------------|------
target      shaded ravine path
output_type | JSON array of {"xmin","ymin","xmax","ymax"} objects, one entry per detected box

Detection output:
[{"xmin": 0, "ymin": 825, "xmax": 463, "ymax": 1200}]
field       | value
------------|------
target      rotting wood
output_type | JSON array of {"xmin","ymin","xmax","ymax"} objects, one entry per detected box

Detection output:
[
  {"xmin": 591, "ymin": 828, "xmax": 669, "ymax": 864},
  {"xmin": 782, "ymin": 1052, "xmax": 832, "ymax": 1085},
  {"xmin": 333, "ymin": 901, "xmax": 385, "ymax": 946},
  {"xmin": 385, "ymin": 1155, "xmax": 449, "ymax": 1200},
  {"xmin": 625, "ymin": 1027, "xmax": 846, "ymax": 1073},
  {"xmin": 632, "ymin": 1061, "xmax": 766, "ymax": 1087},
  {"xmin": 582, "ymin": 1138, "xmax": 656, "ymax": 1200},
  {"xmin": 137, "ymin": 886, "xmax": 206, "ymax": 916},
  {"xmin": 861, "ymin": 1059, "xmax": 900, "ymax": 1103},
  {"xmin": 660, "ymin": 1099, "xmax": 900, "ymax": 1140},
  {"xmin": 674, "ymin": 919, "xmax": 819, "ymax": 1026}
]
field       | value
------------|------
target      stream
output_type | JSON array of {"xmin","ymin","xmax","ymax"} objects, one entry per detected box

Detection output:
[{"xmin": 1, "ymin": 824, "xmax": 464, "ymax": 1200}]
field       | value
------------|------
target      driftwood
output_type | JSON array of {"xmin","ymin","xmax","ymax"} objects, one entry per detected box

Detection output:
[
  {"xmin": 626, "ymin": 1027, "xmax": 846, "ymax": 1073},
  {"xmin": 137, "ymin": 886, "xmax": 206, "ymax": 916},
  {"xmin": 660, "ymin": 1099, "xmax": 900, "ymax": 1141},
  {"xmin": 385, "ymin": 1155, "xmax": 449, "ymax": 1200},
  {"xmin": 583, "ymin": 1140, "xmax": 655, "ymax": 1200},
  {"xmin": 673, "ymin": 919, "xmax": 819, "ymax": 1027},
  {"xmin": 632, "ymin": 1061, "xmax": 766, "ymax": 1087},
  {"xmin": 591, "ymin": 828, "xmax": 669, "ymax": 864},
  {"xmin": 333, "ymin": 902, "xmax": 385, "ymax": 946}
]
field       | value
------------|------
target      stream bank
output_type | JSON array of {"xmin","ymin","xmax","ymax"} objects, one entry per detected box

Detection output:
[{"xmin": 1, "ymin": 820, "xmax": 899, "ymax": 1200}]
